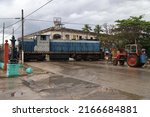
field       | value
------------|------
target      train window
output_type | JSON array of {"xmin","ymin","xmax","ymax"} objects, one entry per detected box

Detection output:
[{"xmin": 40, "ymin": 35, "xmax": 47, "ymax": 40}]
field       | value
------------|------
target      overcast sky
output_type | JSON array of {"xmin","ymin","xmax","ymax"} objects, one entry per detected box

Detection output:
[{"xmin": 0, "ymin": 0, "xmax": 150, "ymax": 43}]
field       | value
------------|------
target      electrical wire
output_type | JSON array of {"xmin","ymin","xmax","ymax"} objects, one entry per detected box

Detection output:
[
  {"xmin": 0, "ymin": 0, "xmax": 54, "ymax": 33},
  {"xmin": 5, "ymin": 20, "xmax": 21, "ymax": 29},
  {"xmin": 4, "ymin": 24, "xmax": 22, "ymax": 39},
  {"xmin": 26, "ymin": 18, "xmax": 97, "ymax": 26},
  {"xmin": 25, "ymin": 0, "xmax": 54, "ymax": 18},
  {"xmin": 0, "ymin": 0, "xmax": 54, "ymax": 41},
  {"xmin": 0, "ymin": 20, "xmax": 21, "ymax": 41},
  {"xmin": 0, "ymin": 18, "xmax": 20, "ymax": 20},
  {"xmin": 26, "ymin": 18, "xmax": 53, "ymax": 23}
]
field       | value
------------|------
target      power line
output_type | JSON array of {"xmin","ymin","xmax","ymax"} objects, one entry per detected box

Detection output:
[
  {"xmin": 4, "ymin": 24, "xmax": 22, "ymax": 39},
  {"xmin": 0, "ymin": 0, "xmax": 54, "ymax": 32},
  {"xmin": 0, "ymin": 20, "xmax": 21, "ymax": 34},
  {"xmin": 25, "ymin": 18, "xmax": 97, "ymax": 26},
  {"xmin": 14, "ymin": 24, "xmax": 22, "ymax": 33},
  {"xmin": 26, "ymin": 18, "xmax": 53, "ymax": 23},
  {"xmin": 5, "ymin": 20, "xmax": 21, "ymax": 29},
  {"xmin": 0, "ymin": 18, "xmax": 20, "ymax": 20},
  {"xmin": 25, "ymin": 0, "xmax": 54, "ymax": 18},
  {"xmin": 63, "ymin": 21, "xmax": 96, "ymax": 26}
]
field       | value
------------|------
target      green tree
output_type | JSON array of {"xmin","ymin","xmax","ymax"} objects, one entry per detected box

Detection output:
[
  {"xmin": 114, "ymin": 15, "xmax": 150, "ymax": 49},
  {"xmin": 94, "ymin": 25, "xmax": 103, "ymax": 39},
  {"xmin": 82, "ymin": 24, "xmax": 92, "ymax": 39}
]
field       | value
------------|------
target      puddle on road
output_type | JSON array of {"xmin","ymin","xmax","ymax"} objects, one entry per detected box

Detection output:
[{"xmin": 23, "ymin": 75, "xmax": 143, "ymax": 100}]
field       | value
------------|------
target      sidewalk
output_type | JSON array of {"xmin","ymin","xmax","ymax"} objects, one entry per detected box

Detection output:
[
  {"xmin": 0, "ymin": 69, "xmax": 6, "ymax": 78},
  {"xmin": 0, "ymin": 66, "xmax": 27, "ymax": 78},
  {"xmin": 0, "ymin": 63, "xmax": 48, "ymax": 78}
]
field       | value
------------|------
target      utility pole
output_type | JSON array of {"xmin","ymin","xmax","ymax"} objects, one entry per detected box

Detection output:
[
  {"xmin": 2, "ymin": 23, "xmax": 5, "ymax": 49},
  {"xmin": 13, "ymin": 28, "xmax": 14, "ymax": 36},
  {"xmin": 21, "ymin": 9, "xmax": 24, "ymax": 64}
]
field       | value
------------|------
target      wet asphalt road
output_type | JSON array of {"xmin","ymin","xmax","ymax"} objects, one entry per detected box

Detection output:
[
  {"xmin": 27, "ymin": 61, "xmax": 150, "ymax": 99},
  {"xmin": 0, "ymin": 61, "xmax": 150, "ymax": 100}
]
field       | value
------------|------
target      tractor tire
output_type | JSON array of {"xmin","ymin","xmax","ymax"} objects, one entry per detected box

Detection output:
[
  {"xmin": 119, "ymin": 60, "xmax": 125, "ymax": 65},
  {"xmin": 137, "ymin": 63, "xmax": 145, "ymax": 67},
  {"xmin": 113, "ymin": 59, "xmax": 118, "ymax": 65},
  {"xmin": 119, "ymin": 56, "xmax": 126, "ymax": 65},
  {"xmin": 127, "ymin": 55, "xmax": 139, "ymax": 67}
]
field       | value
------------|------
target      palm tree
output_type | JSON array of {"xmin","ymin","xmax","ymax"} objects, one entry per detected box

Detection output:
[
  {"xmin": 82, "ymin": 24, "xmax": 92, "ymax": 39},
  {"xmin": 94, "ymin": 25, "xmax": 103, "ymax": 39}
]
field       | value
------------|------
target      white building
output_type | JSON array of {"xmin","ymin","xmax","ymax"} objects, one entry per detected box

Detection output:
[
  {"xmin": 24, "ymin": 18, "xmax": 97, "ymax": 40},
  {"xmin": 24, "ymin": 26, "xmax": 97, "ymax": 40}
]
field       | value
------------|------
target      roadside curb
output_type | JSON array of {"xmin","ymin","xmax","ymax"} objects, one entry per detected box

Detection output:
[{"xmin": 0, "ymin": 73, "xmax": 28, "ymax": 78}]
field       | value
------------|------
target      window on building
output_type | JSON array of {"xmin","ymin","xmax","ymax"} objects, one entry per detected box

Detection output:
[
  {"xmin": 79, "ymin": 36, "xmax": 82, "ymax": 40},
  {"xmin": 53, "ymin": 34, "xmax": 61, "ymax": 39},
  {"xmin": 65, "ymin": 34, "xmax": 70, "ymax": 39},
  {"xmin": 90, "ymin": 37, "xmax": 93, "ymax": 40}
]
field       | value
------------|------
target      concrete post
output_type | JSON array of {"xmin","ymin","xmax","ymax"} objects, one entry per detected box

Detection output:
[{"xmin": 3, "ymin": 40, "xmax": 9, "ymax": 71}]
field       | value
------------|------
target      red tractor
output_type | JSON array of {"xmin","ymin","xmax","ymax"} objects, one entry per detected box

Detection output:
[{"xmin": 112, "ymin": 44, "xmax": 147, "ymax": 67}]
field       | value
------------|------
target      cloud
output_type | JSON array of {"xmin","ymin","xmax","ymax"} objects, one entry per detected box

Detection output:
[{"xmin": 0, "ymin": 0, "xmax": 150, "ymax": 41}]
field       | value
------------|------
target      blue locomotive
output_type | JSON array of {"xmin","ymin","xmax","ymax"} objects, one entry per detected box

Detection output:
[{"xmin": 19, "ymin": 35, "xmax": 103, "ymax": 61}]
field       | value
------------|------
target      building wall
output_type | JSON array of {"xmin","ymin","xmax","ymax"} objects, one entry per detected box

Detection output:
[{"xmin": 43, "ymin": 31, "xmax": 96, "ymax": 40}]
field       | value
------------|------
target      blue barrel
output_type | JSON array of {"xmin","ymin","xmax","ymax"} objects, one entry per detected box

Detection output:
[{"xmin": 140, "ymin": 55, "xmax": 147, "ymax": 63}]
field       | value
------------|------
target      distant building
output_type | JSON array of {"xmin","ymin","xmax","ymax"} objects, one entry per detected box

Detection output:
[{"xmin": 24, "ymin": 17, "xmax": 97, "ymax": 40}]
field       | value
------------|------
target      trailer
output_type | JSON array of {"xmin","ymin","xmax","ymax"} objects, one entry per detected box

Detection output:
[{"xmin": 19, "ymin": 35, "xmax": 103, "ymax": 61}]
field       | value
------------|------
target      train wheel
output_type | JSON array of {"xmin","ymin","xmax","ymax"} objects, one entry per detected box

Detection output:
[
  {"xmin": 87, "ymin": 55, "xmax": 93, "ymax": 61},
  {"xmin": 127, "ymin": 55, "xmax": 139, "ymax": 67},
  {"xmin": 75, "ymin": 55, "xmax": 82, "ymax": 61}
]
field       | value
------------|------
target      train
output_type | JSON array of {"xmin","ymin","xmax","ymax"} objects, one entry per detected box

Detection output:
[{"xmin": 18, "ymin": 35, "xmax": 103, "ymax": 61}]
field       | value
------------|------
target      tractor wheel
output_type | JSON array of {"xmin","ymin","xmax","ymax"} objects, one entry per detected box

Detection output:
[
  {"xmin": 113, "ymin": 59, "xmax": 118, "ymax": 65},
  {"xmin": 119, "ymin": 56, "xmax": 126, "ymax": 65},
  {"xmin": 137, "ymin": 63, "xmax": 145, "ymax": 67},
  {"xmin": 119, "ymin": 60, "xmax": 125, "ymax": 65},
  {"xmin": 127, "ymin": 55, "xmax": 139, "ymax": 67}
]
